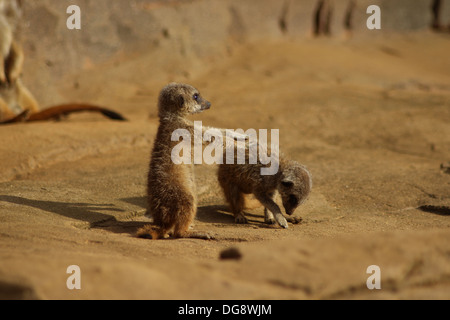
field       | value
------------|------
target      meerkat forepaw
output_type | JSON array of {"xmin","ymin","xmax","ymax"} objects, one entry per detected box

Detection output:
[
  {"xmin": 275, "ymin": 214, "xmax": 289, "ymax": 229},
  {"xmin": 286, "ymin": 216, "xmax": 303, "ymax": 224}
]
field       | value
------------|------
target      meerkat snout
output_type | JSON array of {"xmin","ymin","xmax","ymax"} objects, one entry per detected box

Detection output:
[
  {"xmin": 279, "ymin": 164, "xmax": 312, "ymax": 216},
  {"xmin": 192, "ymin": 92, "xmax": 211, "ymax": 113}
]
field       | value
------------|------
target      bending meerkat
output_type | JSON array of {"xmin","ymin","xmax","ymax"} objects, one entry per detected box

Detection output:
[
  {"xmin": 140, "ymin": 83, "xmax": 245, "ymax": 240},
  {"xmin": 218, "ymin": 150, "xmax": 312, "ymax": 228}
]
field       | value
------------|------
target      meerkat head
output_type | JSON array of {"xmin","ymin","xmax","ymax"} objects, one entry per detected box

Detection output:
[
  {"xmin": 157, "ymin": 83, "xmax": 211, "ymax": 117},
  {"xmin": 278, "ymin": 162, "xmax": 312, "ymax": 216}
]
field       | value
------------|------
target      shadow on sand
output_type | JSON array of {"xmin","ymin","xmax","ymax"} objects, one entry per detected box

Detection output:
[
  {"xmin": 0, "ymin": 195, "xmax": 148, "ymax": 235},
  {"xmin": 0, "ymin": 195, "xmax": 275, "ymax": 237}
]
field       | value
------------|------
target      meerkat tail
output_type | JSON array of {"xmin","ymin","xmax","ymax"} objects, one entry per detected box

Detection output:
[
  {"xmin": 27, "ymin": 104, "xmax": 127, "ymax": 122},
  {"xmin": 0, "ymin": 103, "xmax": 127, "ymax": 124}
]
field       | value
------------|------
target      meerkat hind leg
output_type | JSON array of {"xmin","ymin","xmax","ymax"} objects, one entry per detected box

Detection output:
[
  {"xmin": 230, "ymin": 187, "xmax": 247, "ymax": 224},
  {"xmin": 219, "ymin": 175, "xmax": 248, "ymax": 224},
  {"xmin": 234, "ymin": 212, "xmax": 248, "ymax": 224}
]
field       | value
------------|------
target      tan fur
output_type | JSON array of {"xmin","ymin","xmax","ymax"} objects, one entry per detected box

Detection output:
[
  {"xmin": 0, "ymin": 0, "xmax": 39, "ymax": 121},
  {"xmin": 0, "ymin": 78, "xmax": 40, "ymax": 120},
  {"xmin": 218, "ymin": 151, "xmax": 312, "ymax": 228},
  {"xmin": 0, "ymin": 1, "xmax": 125, "ymax": 124},
  {"xmin": 0, "ymin": 0, "xmax": 22, "ymax": 84},
  {"xmin": 142, "ymin": 83, "xmax": 245, "ymax": 240}
]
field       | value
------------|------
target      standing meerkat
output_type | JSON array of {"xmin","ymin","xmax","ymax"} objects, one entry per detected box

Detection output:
[
  {"xmin": 218, "ymin": 151, "xmax": 312, "ymax": 229},
  {"xmin": 141, "ymin": 83, "xmax": 245, "ymax": 240}
]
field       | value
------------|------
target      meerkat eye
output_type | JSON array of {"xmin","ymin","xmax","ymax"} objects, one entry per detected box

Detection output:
[{"xmin": 193, "ymin": 93, "xmax": 199, "ymax": 101}]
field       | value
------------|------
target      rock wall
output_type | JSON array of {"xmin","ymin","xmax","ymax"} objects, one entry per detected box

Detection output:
[{"xmin": 19, "ymin": 0, "xmax": 449, "ymax": 105}]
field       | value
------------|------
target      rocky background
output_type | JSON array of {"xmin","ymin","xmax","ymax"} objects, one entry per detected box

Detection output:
[
  {"xmin": 0, "ymin": 0, "xmax": 449, "ymax": 299},
  {"xmin": 20, "ymin": 0, "xmax": 450, "ymax": 106}
]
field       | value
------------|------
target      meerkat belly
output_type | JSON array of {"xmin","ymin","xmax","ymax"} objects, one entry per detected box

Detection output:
[
  {"xmin": 176, "ymin": 163, "xmax": 196, "ymax": 195},
  {"xmin": 237, "ymin": 182, "xmax": 254, "ymax": 194}
]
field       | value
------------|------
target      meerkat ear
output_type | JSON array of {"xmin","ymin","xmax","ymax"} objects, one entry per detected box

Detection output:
[{"xmin": 177, "ymin": 95, "xmax": 184, "ymax": 108}]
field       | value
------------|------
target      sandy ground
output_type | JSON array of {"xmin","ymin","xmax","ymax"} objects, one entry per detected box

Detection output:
[{"xmin": 0, "ymin": 31, "xmax": 449, "ymax": 300}]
